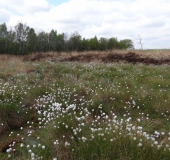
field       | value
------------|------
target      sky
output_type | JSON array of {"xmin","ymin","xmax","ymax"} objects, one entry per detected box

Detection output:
[{"xmin": 0, "ymin": 0, "xmax": 170, "ymax": 49}]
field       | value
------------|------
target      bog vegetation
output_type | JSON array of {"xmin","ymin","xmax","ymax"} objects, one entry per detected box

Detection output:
[
  {"xmin": 0, "ymin": 22, "xmax": 134, "ymax": 55},
  {"xmin": 1, "ymin": 51, "xmax": 170, "ymax": 159}
]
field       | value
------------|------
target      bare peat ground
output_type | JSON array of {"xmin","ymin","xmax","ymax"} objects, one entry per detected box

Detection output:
[{"xmin": 23, "ymin": 51, "xmax": 170, "ymax": 65}]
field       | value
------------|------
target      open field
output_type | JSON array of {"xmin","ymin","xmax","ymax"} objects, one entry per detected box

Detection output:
[{"xmin": 1, "ymin": 50, "xmax": 170, "ymax": 159}]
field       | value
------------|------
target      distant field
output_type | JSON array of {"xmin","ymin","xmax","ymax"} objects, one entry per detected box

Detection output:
[{"xmin": 1, "ymin": 51, "xmax": 170, "ymax": 159}]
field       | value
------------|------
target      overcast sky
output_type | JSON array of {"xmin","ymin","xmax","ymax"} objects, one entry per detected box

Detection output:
[{"xmin": 1, "ymin": 0, "xmax": 170, "ymax": 49}]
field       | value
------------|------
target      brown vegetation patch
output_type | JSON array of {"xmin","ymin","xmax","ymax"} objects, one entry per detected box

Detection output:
[
  {"xmin": 21, "ymin": 51, "xmax": 170, "ymax": 65},
  {"xmin": 60, "ymin": 53, "xmax": 102, "ymax": 62},
  {"xmin": 0, "ymin": 117, "xmax": 25, "ymax": 135},
  {"xmin": 61, "ymin": 52, "xmax": 170, "ymax": 65},
  {"xmin": 0, "ymin": 139, "xmax": 21, "ymax": 153},
  {"xmin": 23, "ymin": 52, "xmax": 53, "ymax": 61},
  {"xmin": 26, "ymin": 68, "xmax": 36, "ymax": 74}
]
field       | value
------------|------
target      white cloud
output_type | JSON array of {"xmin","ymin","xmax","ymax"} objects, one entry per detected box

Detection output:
[
  {"xmin": 1, "ymin": 0, "xmax": 170, "ymax": 49},
  {"xmin": 0, "ymin": 0, "xmax": 50, "ymax": 15},
  {"xmin": 0, "ymin": 8, "xmax": 13, "ymax": 24}
]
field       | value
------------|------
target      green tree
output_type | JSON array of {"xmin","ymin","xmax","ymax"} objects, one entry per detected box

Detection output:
[
  {"xmin": 7, "ymin": 29, "xmax": 18, "ymax": 54},
  {"xmin": 15, "ymin": 22, "xmax": 30, "ymax": 54},
  {"xmin": 108, "ymin": 37, "xmax": 119, "ymax": 50},
  {"xmin": 89, "ymin": 36, "xmax": 99, "ymax": 50},
  {"xmin": 56, "ymin": 33, "xmax": 67, "ymax": 52},
  {"xmin": 0, "ymin": 23, "xmax": 8, "ymax": 53},
  {"xmin": 119, "ymin": 39, "xmax": 134, "ymax": 49},
  {"xmin": 27, "ymin": 28, "xmax": 36, "ymax": 53},
  {"xmin": 81, "ymin": 38, "xmax": 90, "ymax": 51},
  {"xmin": 36, "ymin": 31, "xmax": 49, "ymax": 52},
  {"xmin": 68, "ymin": 31, "xmax": 82, "ymax": 51},
  {"xmin": 49, "ymin": 29, "xmax": 57, "ymax": 51},
  {"xmin": 99, "ymin": 37, "xmax": 108, "ymax": 51}
]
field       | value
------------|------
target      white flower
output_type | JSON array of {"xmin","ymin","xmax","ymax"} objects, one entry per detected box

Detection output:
[
  {"xmin": 31, "ymin": 152, "xmax": 35, "ymax": 158},
  {"xmin": 110, "ymin": 139, "xmax": 113, "ymax": 142},
  {"xmin": 33, "ymin": 144, "xmax": 36, "ymax": 148},
  {"xmin": 82, "ymin": 137, "xmax": 87, "ymax": 142},
  {"xmin": 166, "ymin": 144, "xmax": 169, "ymax": 148},
  {"xmin": 65, "ymin": 142, "xmax": 70, "ymax": 146},
  {"xmin": 137, "ymin": 143, "xmax": 142, "ymax": 147},
  {"xmin": 133, "ymin": 137, "xmax": 137, "ymax": 141},
  {"xmin": 38, "ymin": 144, "xmax": 41, "ymax": 147},
  {"xmin": 6, "ymin": 148, "xmax": 12, "ymax": 153},
  {"xmin": 54, "ymin": 140, "xmax": 59, "ymax": 145},
  {"xmin": 20, "ymin": 143, "xmax": 24, "ymax": 147},
  {"xmin": 42, "ymin": 145, "xmax": 45, "ymax": 149},
  {"xmin": 154, "ymin": 141, "xmax": 158, "ymax": 145},
  {"xmin": 161, "ymin": 132, "xmax": 165, "ymax": 135},
  {"xmin": 8, "ymin": 154, "xmax": 11, "ymax": 158},
  {"xmin": 132, "ymin": 126, "xmax": 136, "ymax": 130}
]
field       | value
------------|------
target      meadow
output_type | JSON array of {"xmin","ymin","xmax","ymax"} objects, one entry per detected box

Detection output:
[{"xmin": 1, "ymin": 50, "xmax": 170, "ymax": 159}]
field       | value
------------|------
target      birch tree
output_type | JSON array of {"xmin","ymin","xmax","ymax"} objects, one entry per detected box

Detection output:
[
  {"xmin": 15, "ymin": 22, "xmax": 30, "ymax": 54},
  {"xmin": 0, "ymin": 23, "xmax": 8, "ymax": 53}
]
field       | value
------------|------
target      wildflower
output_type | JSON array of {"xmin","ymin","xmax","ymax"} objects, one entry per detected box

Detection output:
[
  {"xmin": 20, "ymin": 143, "xmax": 24, "ymax": 147},
  {"xmin": 6, "ymin": 148, "xmax": 12, "ymax": 153},
  {"xmin": 65, "ymin": 142, "xmax": 70, "ymax": 146},
  {"xmin": 110, "ymin": 139, "xmax": 114, "ymax": 142},
  {"xmin": 38, "ymin": 144, "xmax": 41, "ymax": 147},
  {"xmin": 33, "ymin": 144, "xmax": 36, "ymax": 148},
  {"xmin": 161, "ymin": 132, "xmax": 165, "ymax": 135},
  {"xmin": 157, "ymin": 145, "xmax": 161, "ymax": 149},
  {"xmin": 132, "ymin": 126, "xmax": 136, "ymax": 130},
  {"xmin": 137, "ymin": 143, "xmax": 142, "ymax": 147},
  {"xmin": 82, "ymin": 137, "xmax": 87, "ymax": 142},
  {"xmin": 31, "ymin": 153, "xmax": 35, "ymax": 158},
  {"xmin": 137, "ymin": 118, "xmax": 141, "ymax": 122},
  {"xmin": 133, "ymin": 137, "xmax": 137, "ymax": 141},
  {"xmin": 54, "ymin": 140, "xmax": 59, "ymax": 145},
  {"xmin": 8, "ymin": 154, "xmax": 11, "ymax": 158}
]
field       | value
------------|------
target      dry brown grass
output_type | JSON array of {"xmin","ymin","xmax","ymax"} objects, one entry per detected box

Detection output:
[
  {"xmin": 0, "ymin": 55, "xmax": 33, "ymax": 76},
  {"xmin": 126, "ymin": 49, "xmax": 170, "ymax": 59},
  {"xmin": 57, "ymin": 49, "xmax": 170, "ymax": 60},
  {"xmin": 1, "ymin": 49, "xmax": 170, "ymax": 69}
]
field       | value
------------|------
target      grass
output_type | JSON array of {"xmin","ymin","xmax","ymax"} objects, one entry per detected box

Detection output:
[{"xmin": 1, "ymin": 52, "xmax": 170, "ymax": 159}]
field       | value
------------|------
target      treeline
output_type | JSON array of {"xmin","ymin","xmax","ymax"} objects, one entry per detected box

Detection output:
[{"xmin": 0, "ymin": 22, "xmax": 134, "ymax": 55}]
